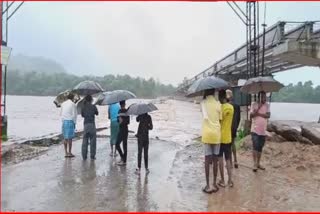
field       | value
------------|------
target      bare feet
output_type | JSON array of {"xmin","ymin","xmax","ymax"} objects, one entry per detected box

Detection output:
[
  {"xmin": 234, "ymin": 162, "xmax": 239, "ymax": 169},
  {"xmin": 212, "ymin": 184, "xmax": 219, "ymax": 193},
  {"xmin": 117, "ymin": 160, "xmax": 126, "ymax": 166},
  {"xmin": 218, "ymin": 180, "xmax": 226, "ymax": 188},
  {"xmin": 202, "ymin": 185, "xmax": 213, "ymax": 194},
  {"xmin": 135, "ymin": 168, "xmax": 141, "ymax": 175}
]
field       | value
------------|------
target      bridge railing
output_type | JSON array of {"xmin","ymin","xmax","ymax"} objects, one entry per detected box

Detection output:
[{"xmin": 178, "ymin": 21, "xmax": 320, "ymax": 92}]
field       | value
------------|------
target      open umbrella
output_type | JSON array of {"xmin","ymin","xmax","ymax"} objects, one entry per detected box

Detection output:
[
  {"xmin": 186, "ymin": 76, "xmax": 229, "ymax": 97},
  {"xmin": 53, "ymin": 89, "xmax": 80, "ymax": 108},
  {"xmin": 126, "ymin": 103, "xmax": 158, "ymax": 116},
  {"xmin": 72, "ymin": 80, "xmax": 104, "ymax": 96},
  {"xmin": 95, "ymin": 90, "xmax": 136, "ymax": 105},
  {"xmin": 240, "ymin": 76, "xmax": 284, "ymax": 94}
]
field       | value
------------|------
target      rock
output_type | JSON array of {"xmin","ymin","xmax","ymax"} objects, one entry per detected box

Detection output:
[
  {"xmin": 266, "ymin": 131, "xmax": 286, "ymax": 143},
  {"xmin": 296, "ymin": 165, "xmax": 307, "ymax": 171},
  {"xmin": 273, "ymin": 195, "xmax": 281, "ymax": 201},
  {"xmin": 301, "ymin": 125, "xmax": 320, "ymax": 145},
  {"xmin": 272, "ymin": 164, "xmax": 282, "ymax": 169},
  {"xmin": 268, "ymin": 121, "xmax": 313, "ymax": 145}
]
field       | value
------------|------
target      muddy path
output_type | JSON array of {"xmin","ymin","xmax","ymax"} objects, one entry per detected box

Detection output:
[{"xmin": 167, "ymin": 142, "xmax": 320, "ymax": 211}]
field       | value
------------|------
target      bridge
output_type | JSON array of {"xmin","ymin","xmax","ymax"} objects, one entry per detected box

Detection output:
[{"xmin": 177, "ymin": 21, "xmax": 320, "ymax": 93}]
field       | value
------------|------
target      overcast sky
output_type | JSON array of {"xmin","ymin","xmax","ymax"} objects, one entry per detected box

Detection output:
[{"xmin": 7, "ymin": 1, "xmax": 320, "ymax": 86}]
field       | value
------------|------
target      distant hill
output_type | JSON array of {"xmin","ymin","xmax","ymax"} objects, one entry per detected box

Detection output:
[
  {"xmin": 4, "ymin": 54, "xmax": 175, "ymax": 97},
  {"xmin": 7, "ymin": 54, "xmax": 66, "ymax": 74}
]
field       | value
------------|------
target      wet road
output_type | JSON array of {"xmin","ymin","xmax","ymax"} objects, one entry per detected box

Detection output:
[{"xmin": 1, "ymin": 137, "xmax": 180, "ymax": 211}]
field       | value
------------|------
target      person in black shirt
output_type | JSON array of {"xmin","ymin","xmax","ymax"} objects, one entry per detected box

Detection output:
[
  {"xmin": 226, "ymin": 89, "xmax": 241, "ymax": 168},
  {"xmin": 135, "ymin": 113, "xmax": 153, "ymax": 174},
  {"xmin": 116, "ymin": 100, "xmax": 130, "ymax": 166},
  {"xmin": 81, "ymin": 95, "xmax": 99, "ymax": 160}
]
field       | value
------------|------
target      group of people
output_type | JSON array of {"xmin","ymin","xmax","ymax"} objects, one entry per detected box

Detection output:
[
  {"xmin": 59, "ymin": 87, "xmax": 270, "ymax": 186},
  {"xmin": 60, "ymin": 94, "xmax": 153, "ymax": 174},
  {"xmin": 200, "ymin": 88, "xmax": 270, "ymax": 194}
]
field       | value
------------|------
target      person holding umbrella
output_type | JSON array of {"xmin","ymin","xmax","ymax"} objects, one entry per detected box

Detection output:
[
  {"xmin": 60, "ymin": 93, "xmax": 77, "ymax": 158},
  {"xmin": 186, "ymin": 76, "xmax": 229, "ymax": 194},
  {"xmin": 126, "ymin": 103, "xmax": 157, "ymax": 175},
  {"xmin": 81, "ymin": 95, "xmax": 99, "ymax": 160},
  {"xmin": 250, "ymin": 91, "xmax": 270, "ymax": 172},
  {"xmin": 200, "ymin": 89, "xmax": 222, "ymax": 193},
  {"xmin": 116, "ymin": 100, "xmax": 130, "ymax": 166},
  {"xmin": 135, "ymin": 113, "xmax": 153, "ymax": 175},
  {"xmin": 240, "ymin": 76, "xmax": 280, "ymax": 172}
]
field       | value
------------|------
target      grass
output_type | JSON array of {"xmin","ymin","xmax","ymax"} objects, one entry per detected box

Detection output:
[
  {"xmin": 235, "ymin": 128, "xmax": 246, "ymax": 149},
  {"xmin": 1, "ymin": 134, "xmax": 8, "ymax": 142}
]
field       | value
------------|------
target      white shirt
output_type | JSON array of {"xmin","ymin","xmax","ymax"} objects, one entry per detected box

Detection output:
[{"xmin": 60, "ymin": 99, "xmax": 77, "ymax": 123}]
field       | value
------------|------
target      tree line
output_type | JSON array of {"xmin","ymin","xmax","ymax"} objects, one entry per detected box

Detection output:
[
  {"xmin": 5, "ymin": 70, "xmax": 176, "ymax": 98},
  {"xmin": 272, "ymin": 81, "xmax": 320, "ymax": 103}
]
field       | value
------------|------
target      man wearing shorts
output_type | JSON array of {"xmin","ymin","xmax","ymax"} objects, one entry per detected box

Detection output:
[
  {"xmin": 61, "ymin": 94, "xmax": 77, "ymax": 158},
  {"xmin": 201, "ymin": 89, "xmax": 222, "ymax": 193},
  {"xmin": 218, "ymin": 90, "xmax": 234, "ymax": 188},
  {"xmin": 250, "ymin": 91, "xmax": 270, "ymax": 172}
]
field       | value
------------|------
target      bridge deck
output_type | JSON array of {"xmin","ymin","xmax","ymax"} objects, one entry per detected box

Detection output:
[{"xmin": 178, "ymin": 21, "xmax": 320, "ymax": 92}]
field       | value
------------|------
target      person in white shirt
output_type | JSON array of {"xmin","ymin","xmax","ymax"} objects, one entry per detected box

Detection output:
[{"xmin": 61, "ymin": 94, "xmax": 77, "ymax": 158}]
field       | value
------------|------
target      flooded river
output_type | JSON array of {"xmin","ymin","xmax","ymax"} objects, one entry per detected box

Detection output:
[
  {"xmin": 4, "ymin": 95, "xmax": 320, "ymax": 140},
  {"xmin": 1, "ymin": 95, "xmax": 320, "ymax": 211}
]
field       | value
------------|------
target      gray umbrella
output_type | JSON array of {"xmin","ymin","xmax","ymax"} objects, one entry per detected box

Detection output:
[
  {"xmin": 95, "ymin": 90, "xmax": 136, "ymax": 105},
  {"xmin": 53, "ymin": 89, "xmax": 80, "ymax": 108},
  {"xmin": 72, "ymin": 80, "xmax": 104, "ymax": 96},
  {"xmin": 126, "ymin": 103, "xmax": 158, "ymax": 116},
  {"xmin": 240, "ymin": 76, "xmax": 284, "ymax": 94},
  {"xmin": 186, "ymin": 76, "xmax": 229, "ymax": 97}
]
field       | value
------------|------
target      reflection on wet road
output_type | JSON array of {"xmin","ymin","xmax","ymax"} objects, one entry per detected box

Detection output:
[{"xmin": 2, "ymin": 138, "xmax": 178, "ymax": 211}]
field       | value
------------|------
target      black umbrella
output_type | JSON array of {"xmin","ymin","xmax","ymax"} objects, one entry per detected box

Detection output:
[
  {"xmin": 186, "ymin": 76, "xmax": 229, "ymax": 97},
  {"xmin": 126, "ymin": 103, "xmax": 158, "ymax": 116},
  {"xmin": 72, "ymin": 81, "xmax": 104, "ymax": 96},
  {"xmin": 53, "ymin": 89, "xmax": 80, "ymax": 107},
  {"xmin": 95, "ymin": 90, "xmax": 136, "ymax": 105}
]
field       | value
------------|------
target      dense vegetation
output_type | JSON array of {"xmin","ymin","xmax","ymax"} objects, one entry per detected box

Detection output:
[
  {"xmin": 5, "ymin": 70, "xmax": 176, "ymax": 98},
  {"xmin": 272, "ymin": 81, "xmax": 320, "ymax": 103}
]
